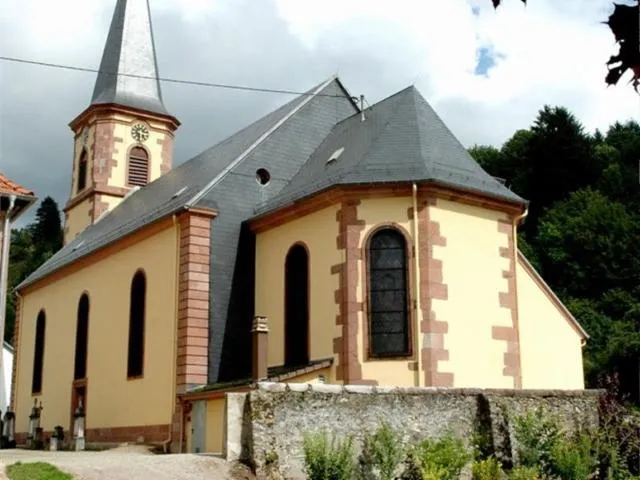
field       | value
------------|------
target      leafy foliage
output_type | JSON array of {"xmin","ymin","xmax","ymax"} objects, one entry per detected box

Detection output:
[
  {"xmin": 469, "ymin": 108, "xmax": 640, "ymax": 403},
  {"xmin": 400, "ymin": 434, "xmax": 471, "ymax": 480},
  {"xmin": 357, "ymin": 421, "xmax": 405, "ymax": 480},
  {"xmin": 472, "ymin": 457, "xmax": 504, "ymax": 480},
  {"xmin": 4, "ymin": 196, "xmax": 63, "ymax": 344},
  {"xmin": 302, "ymin": 430, "xmax": 356, "ymax": 480}
]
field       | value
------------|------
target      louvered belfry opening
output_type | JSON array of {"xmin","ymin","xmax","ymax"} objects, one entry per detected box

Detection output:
[{"xmin": 127, "ymin": 147, "xmax": 149, "ymax": 187}]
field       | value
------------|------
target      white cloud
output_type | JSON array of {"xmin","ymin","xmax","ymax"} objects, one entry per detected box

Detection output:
[
  {"xmin": 0, "ymin": 0, "xmax": 639, "ymax": 226},
  {"xmin": 275, "ymin": 0, "xmax": 640, "ymax": 146}
]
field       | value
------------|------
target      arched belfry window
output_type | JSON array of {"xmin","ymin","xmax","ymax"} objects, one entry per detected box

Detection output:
[
  {"xmin": 74, "ymin": 294, "xmax": 90, "ymax": 380},
  {"xmin": 368, "ymin": 228, "xmax": 410, "ymax": 357},
  {"xmin": 127, "ymin": 147, "xmax": 149, "ymax": 187},
  {"xmin": 32, "ymin": 310, "xmax": 46, "ymax": 394},
  {"xmin": 77, "ymin": 150, "xmax": 88, "ymax": 192},
  {"xmin": 284, "ymin": 244, "xmax": 310, "ymax": 367},
  {"xmin": 127, "ymin": 270, "xmax": 147, "ymax": 378}
]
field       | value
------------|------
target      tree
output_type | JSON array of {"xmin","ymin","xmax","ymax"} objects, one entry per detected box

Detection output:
[
  {"xmin": 535, "ymin": 188, "xmax": 640, "ymax": 299},
  {"xmin": 4, "ymin": 197, "xmax": 63, "ymax": 344},
  {"xmin": 468, "ymin": 109, "xmax": 640, "ymax": 400},
  {"xmin": 492, "ymin": 0, "xmax": 640, "ymax": 91}
]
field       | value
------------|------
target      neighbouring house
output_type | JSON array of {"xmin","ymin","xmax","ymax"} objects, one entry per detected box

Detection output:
[
  {"xmin": 0, "ymin": 173, "xmax": 36, "ymax": 414},
  {"xmin": 2, "ymin": 342, "xmax": 14, "ymax": 413},
  {"xmin": 10, "ymin": 0, "xmax": 589, "ymax": 454}
]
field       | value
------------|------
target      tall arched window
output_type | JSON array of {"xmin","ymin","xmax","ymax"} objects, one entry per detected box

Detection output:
[
  {"xmin": 74, "ymin": 294, "xmax": 90, "ymax": 380},
  {"xmin": 77, "ymin": 150, "xmax": 88, "ymax": 192},
  {"xmin": 127, "ymin": 270, "xmax": 147, "ymax": 378},
  {"xmin": 32, "ymin": 310, "xmax": 46, "ymax": 394},
  {"xmin": 284, "ymin": 244, "xmax": 309, "ymax": 367},
  {"xmin": 127, "ymin": 147, "xmax": 149, "ymax": 187},
  {"xmin": 368, "ymin": 228, "xmax": 410, "ymax": 357}
]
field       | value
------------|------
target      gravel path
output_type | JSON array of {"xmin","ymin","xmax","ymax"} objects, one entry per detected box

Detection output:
[{"xmin": 0, "ymin": 445, "xmax": 255, "ymax": 480}]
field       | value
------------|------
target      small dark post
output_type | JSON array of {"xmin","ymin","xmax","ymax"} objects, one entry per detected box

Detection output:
[
  {"xmin": 251, "ymin": 316, "xmax": 269, "ymax": 382},
  {"xmin": 27, "ymin": 399, "xmax": 42, "ymax": 449},
  {"xmin": 2, "ymin": 407, "xmax": 16, "ymax": 448},
  {"xmin": 74, "ymin": 398, "xmax": 86, "ymax": 451}
]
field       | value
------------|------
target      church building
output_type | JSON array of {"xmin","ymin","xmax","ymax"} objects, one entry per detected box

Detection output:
[{"xmin": 10, "ymin": 0, "xmax": 588, "ymax": 453}]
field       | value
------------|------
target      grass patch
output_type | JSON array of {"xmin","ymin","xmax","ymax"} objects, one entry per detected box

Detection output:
[{"xmin": 6, "ymin": 462, "xmax": 73, "ymax": 480}]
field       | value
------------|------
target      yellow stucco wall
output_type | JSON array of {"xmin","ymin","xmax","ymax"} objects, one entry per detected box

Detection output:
[
  {"xmin": 431, "ymin": 199, "xmax": 513, "ymax": 388},
  {"xmin": 255, "ymin": 206, "xmax": 341, "ymax": 381},
  {"xmin": 205, "ymin": 398, "xmax": 225, "ymax": 453},
  {"xmin": 517, "ymin": 258, "xmax": 585, "ymax": 389},
  {"xmin": 14, "ymin": 222, "xmax": 179, "ymax": 433},
  {"xmin": 254, "ymin": 194, "xmax": 585, "ymax": 391},
  {"xmin": 65, "ymin": 197, "xmax": 93, "ymax": 243},
  {"xmin": 357, "ymin": 197, "xmax": 416, "ymax": 387}
]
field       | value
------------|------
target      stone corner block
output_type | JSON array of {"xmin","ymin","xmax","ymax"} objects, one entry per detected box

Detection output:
[
  {"xmin": 310, "ymin": 383, "xmax": 343, "ymax": 394},
  {"xmin": 287, "ymin": 383, "xmax": 311, "ymax": 393},
  {"xmin": 257, "ymin": 382, "xmax": 287, "ymax": 392},
  {"xmin": 344, "ymin": 384, "xmax": 374, "ymax": 394}
]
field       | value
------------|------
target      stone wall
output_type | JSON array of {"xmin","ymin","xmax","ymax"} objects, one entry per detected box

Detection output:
[{"xmin": 226, "ymin": 382, "xmax": 602, "ymax": 479}]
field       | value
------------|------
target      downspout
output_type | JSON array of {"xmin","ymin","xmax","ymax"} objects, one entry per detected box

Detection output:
[
  {"xmin": 512, "ymin": 207, "xmax": 528, "ymax": 389},
  {"xmin": 163, "ymin": 213, "xmax": 180, "ymax": 453},
  {"xmin": 411, "ymin": 184, "xmax": 422, "ymax": 387}
]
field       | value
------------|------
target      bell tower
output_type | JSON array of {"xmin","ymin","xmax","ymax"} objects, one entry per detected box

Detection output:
[{"xmin": 63, "ymin": 0, "xmax": 180, "ymax": 245}]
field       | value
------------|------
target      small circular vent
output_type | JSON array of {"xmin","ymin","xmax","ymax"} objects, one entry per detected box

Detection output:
[{"xmin": 256, "ymin": 168, "xmax": 271, "ymax": 186}]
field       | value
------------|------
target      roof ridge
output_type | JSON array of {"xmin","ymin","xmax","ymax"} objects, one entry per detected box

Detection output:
[
  {"xmin": 349, "ymin": 87, "xmax": 416, "ymax": 172},
  {"xmin": 185, "ymin": 76, "xmax": 339, "ymax": 207}
]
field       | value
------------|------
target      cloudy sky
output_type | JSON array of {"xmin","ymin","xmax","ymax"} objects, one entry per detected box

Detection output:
[{"xmin": 1, "ymin": 0, "xmax": 638, "ymax": 226}]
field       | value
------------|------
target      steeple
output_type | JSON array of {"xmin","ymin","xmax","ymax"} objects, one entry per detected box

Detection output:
[
  {"xmin": 91, "ymin": 0, "xmax": 169, "ymax": 116},
  {"xmin": 63, "ymin": 0, "xmax": 179, "ymax": 245}
]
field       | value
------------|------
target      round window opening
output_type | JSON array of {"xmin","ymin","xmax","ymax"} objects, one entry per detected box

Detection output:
[{"xmin": 256, "ymin": 168, "xmax": 271, "ymax": 186}]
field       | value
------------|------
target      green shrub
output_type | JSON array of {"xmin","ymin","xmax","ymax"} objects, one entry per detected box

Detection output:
[
  {"xmin": 472, "ymin": 457, "xmax": 504, "ymax": 480},
  {"xmin": 513, "ymin": 407, "xmax": 563, "ymax": 472},
  {"xmin": 400, "ymin": 434, "xmax": 471, "ymax": 480},
  {"xmin": 508, "ymin": 466, "xmax": 544, "ymax": 480},
  {"xmin": 302, "ymin": 430, "xmax": 356, "ymax": 480},
  {"xmin": 549, "ymin": 431, "xmax": 598, "ymax": 480},
  {"xmin": 357, "ymin": 421, "xmax": 405, "ymax": 480}
]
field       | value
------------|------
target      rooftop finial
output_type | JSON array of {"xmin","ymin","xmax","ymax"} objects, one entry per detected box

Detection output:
[{"xmin": 91, "ymin": 0, "xmax": 169, "ymax": 116}]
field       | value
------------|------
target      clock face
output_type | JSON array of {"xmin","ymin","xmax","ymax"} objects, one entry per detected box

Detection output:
[{"xmin": 131, "ymin": 123, "xmax": 150, "ymax": 143}]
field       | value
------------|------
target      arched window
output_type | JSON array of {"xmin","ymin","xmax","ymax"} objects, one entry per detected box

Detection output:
[
  {"xmin": 368, "ymin": 228, "xmax": 410, "ymax": 357},
  {"xmin": 32, "ymin": 310, "xmax": 46, "ymax": 394},
  {"xmin": 74, "ymin": 294, "xmax": 90, "ymax": 380},
  {"xmin": 127, "ymin": 270, "xmax": 147, "ymax": 378},
  {"xmin": 284, "ymin": 244, "xmax": 309, "ymax": 367},
  {"xmin": 77, "ymin": 150, "xmax": 88, "ymax": 192},
  {"xmin": 127, "ymin": 147, "xmax": 149, "ymax": 187}
]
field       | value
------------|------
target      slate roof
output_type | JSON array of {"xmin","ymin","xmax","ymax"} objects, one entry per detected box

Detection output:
[
  {"xmin": 19, "ymin": 77, "xmax": 355, "ymax": 295},
  {"xmin": 91, "ymin": 0, "xmax": 169, "ymax": 117},
  {"xmin": 255, "ymin": 86, "xmax": 526, "ymax": 217}
]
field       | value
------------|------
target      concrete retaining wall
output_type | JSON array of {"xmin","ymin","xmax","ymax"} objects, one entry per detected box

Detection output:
[{"xmin": 224, "ymin": 383, "xmax": 602, "ymax": 478}]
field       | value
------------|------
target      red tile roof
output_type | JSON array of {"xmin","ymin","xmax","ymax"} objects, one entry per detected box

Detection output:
[{"xmin": 0, "ymin": 172, "xmax": 34, "ymax": 197}]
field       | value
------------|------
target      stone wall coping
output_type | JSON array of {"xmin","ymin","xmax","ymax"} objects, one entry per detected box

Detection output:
[{"xmin": 255, "ymin": 382, "xmax": 604, "ymax": 397}]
